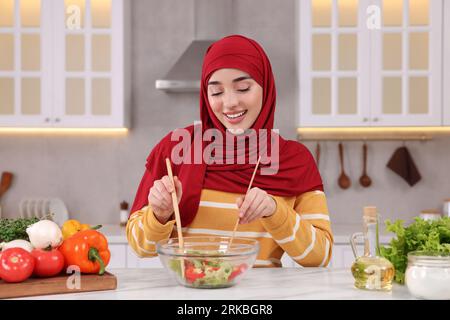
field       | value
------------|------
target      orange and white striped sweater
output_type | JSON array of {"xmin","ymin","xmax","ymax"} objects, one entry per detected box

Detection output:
[{"xmin": 126, "ymin": 188, "xmax": 333, "ymax": 267}]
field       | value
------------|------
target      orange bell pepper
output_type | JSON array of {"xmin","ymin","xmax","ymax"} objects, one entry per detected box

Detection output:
[
  {"xmin": 58, "ymin": 229, "xmax": 110, "ymax": 275},
  {"xmin": 61, "ymin": 219, "xmax": 102, "ymax": 240}
]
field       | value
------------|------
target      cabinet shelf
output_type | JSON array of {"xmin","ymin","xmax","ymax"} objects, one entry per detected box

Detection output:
[{"xmin": 297, "ymin": 127, "xmax": 450, "ymax": 141}]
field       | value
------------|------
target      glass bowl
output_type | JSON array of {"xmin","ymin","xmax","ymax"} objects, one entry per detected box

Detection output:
[
  {"xmin": 156, "ymin": 236, "xmax": 259, "ymax": 289},
  {"xmin": 405, "ymin": 251, "xmax": 450, "ymax": 300}
]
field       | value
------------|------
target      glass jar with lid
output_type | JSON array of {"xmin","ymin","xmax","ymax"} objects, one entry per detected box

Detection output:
[{"xmin": 405, "ymin": 251, "xmax": 450, "ymax": 300}]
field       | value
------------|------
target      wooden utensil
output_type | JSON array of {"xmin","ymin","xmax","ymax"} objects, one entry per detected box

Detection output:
[
  {"xmin": 0, "ymin": 172, "xmax": 13, "ymax": 219},
  {"xmin": 165, "ymin": 158, "xmax": 185, "ymax": 279},
  {"xmin": 229, "ymin": 156, "xmax": 262, "ymax": 248},
  {"xmin": 315, "ymin": 142, "xmax": 321, "ymax": 168},
  {"xmin": 359, "ymin": 143, "xmax": 372, "ymax": 188},
  {"xmin": 0, "ymin": 172, "xmax": 13, "ymax": 201},
  {"xmin": 0, "ymin": 272, "xmax": 117, "ymax": 299},
  {"xmin": 338, "ymin": 143, "xmax": 351, "ymax": 189}
]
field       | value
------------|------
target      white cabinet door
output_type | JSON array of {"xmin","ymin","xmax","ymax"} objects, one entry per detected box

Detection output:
[
  {"xmin": 370, "ymin": 0, "xmax": 443, "ymax": 126},
  {"xmin": 444, "ymin": 1, "xmax": 450, "ymax": 126},
  {"xmin": 108, "ymin": 243, "xmax": 127, "ymax": 268},
  {"xmin": 299, "ymin": 0, "xmax": 372, "ymax": 127},
  {"xmin": 126, "ymin": 246, "xmax": 163, "ymax": 268},
  {"xmin": 52, "ymin": 0, "xmax": 129, "ymax": 128},
  {"xmin": 0, "ymin": 0, "xmax": 129, "ymax": 129},
  {"xmin": 330, "ymin": 244, "xmax": 362, "ymax": 269},
  {"xmin": 298, "ymin": 0, "xmax": 444, "ymax": 128},
  {"xmin": 0, "ymin": 0, "xmax": 53, "ymax": 127}
]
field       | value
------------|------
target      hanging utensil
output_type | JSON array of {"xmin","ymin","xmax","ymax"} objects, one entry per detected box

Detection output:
[
  {"xmin": 359, "ymin": 143, "xmax": 372, "ymax": 188},
  {"xmin": 315, "ymin": 142, "xmax": 321, "ymax": 168},
  {"xmin": 338, "ymin": 143, "xmax": 351, "ymax": 189},
  {"xmin": 0, "ymin": 172, "xmax": 14, "ymax": 219}
]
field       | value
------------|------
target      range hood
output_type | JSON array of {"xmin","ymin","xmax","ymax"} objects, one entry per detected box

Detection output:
[
  {"xmin": 155, "ymin": 40, "xmax": 215, "ymax": 92},
  {"xmin": 155, "ymin": 0, "xmax": 234, "ymax": 93}
]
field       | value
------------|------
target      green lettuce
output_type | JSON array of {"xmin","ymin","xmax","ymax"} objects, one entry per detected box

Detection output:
[{"xmin": 379, "ymin": 217, "xmax": 450, "ymax": 284}]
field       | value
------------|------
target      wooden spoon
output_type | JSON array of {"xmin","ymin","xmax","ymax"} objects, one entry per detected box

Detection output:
[
  {"xmin": 315, "ymin": 143, "xmax": 321, "ymax": 168},
  {"xmin": 338, "ymin": 143, "xmax": 351, "ymax": 189},
  {"xmin": 0, "ymin": 172, "xmax": 13, "ymax": 201},
  {"xmin": 359, "ymin": 143, "xmax": 372, "ymax": 188}
]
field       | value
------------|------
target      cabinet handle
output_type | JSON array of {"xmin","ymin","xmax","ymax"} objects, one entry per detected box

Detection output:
[
  {"xmin": 373, "ymin": 117, "xmax": 379, "ymax": 122},
  {"xmin": 363, "ymin": 118, "xmax": 369, "ymax": 122},
  {"xmin": 44, "ymin": 118, "xmax": 50, "ymax": 122},
  {"xmin": 55, "ymin": 118, "xmax": 61, "ymax": 123}
]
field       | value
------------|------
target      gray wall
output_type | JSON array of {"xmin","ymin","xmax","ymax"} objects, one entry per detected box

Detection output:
[{"xmin": 1, "ymin": 0, "xmax": 449, "ymax": 229}]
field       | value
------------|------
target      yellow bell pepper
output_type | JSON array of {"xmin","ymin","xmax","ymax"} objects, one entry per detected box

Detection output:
[{"xmin": 62, "ymin": 219, "xmax": 102, "ymax": 240}]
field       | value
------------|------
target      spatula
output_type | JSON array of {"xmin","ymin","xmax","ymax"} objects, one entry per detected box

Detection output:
[{"xmin": 165, "ymin": 158, "xmax": 185, "ymax": 279}]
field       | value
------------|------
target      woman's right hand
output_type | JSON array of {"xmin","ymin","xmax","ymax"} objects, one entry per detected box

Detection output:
[{"xmin": 148, "ymin": 175, "xmax": 183, "ymax": 224}]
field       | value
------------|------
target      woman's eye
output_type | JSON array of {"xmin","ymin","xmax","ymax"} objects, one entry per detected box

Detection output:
[{"xmin": 210, "ymin": 87, "xmax": 249, "ymax": 96}]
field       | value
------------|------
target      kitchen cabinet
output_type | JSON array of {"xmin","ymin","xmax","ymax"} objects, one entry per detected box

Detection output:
[
  {"xmin": 298, "ymin": 0, "xmax": 443, "ymax": 127},
  {"xmin": 444, "ymin": 1, "xmax": 450, "ymax": 126},
  {"xmin": 0, "ymin": 0, "xmax": 130, "ymax": 128},
  {"xmin": 107, "ymin": 243, "xmax": 163, "ymax": 269}
]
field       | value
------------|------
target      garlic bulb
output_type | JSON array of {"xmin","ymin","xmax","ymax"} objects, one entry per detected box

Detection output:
[
  {"xmin": 26, "ymin": 220, "xmax": 63, "ymax": 249},
  {"xmin": 0, "ymin": 239, "xmax": 34, "ymax": 252}
]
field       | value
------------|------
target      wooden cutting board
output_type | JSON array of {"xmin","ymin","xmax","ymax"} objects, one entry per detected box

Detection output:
[{"xmin": 0, "ymin": 271, "xmax": 117, "ymax": 299}]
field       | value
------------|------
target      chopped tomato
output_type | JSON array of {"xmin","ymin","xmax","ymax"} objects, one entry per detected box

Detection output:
[
  {"xmin": 228, "ymin": 263, "xmax": 248, "ymax": 281},
  {"xmin": 185, "ymin": 267, "xmax": 205, "ymax": 283}
]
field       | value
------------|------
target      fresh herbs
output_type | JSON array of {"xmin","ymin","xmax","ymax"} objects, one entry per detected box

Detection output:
[
  {"xmin": 380, "ymin": 217, "xmax": 450, "ymax": 284},
  {"xmin": 0, "ymin": 214, "xmax": 54, "ymax": 243}
]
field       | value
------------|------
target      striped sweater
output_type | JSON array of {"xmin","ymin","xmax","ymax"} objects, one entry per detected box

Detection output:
[{"xmin": 127, "ymin": 188, "xmax": 333, "ymax": 267}]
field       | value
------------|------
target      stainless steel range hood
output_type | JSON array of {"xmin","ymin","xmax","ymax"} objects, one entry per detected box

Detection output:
[
  {"xmin": 155, "ymin": 40, "xmax": 215, "ymax": 92},
  {"xmin": 155, "ymin": 0, "xmax": 233, "ymax": 93}
]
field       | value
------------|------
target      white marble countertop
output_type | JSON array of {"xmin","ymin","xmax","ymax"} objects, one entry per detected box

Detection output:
[
  {"xmin": 100, "ymin": 224, "xmax": 393, "ymax": 245},
  {"xmin": 14, "ymin": 268, "xmax": 412, "ymax": 300}
]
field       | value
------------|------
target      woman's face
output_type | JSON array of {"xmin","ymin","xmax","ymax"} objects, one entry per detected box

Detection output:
[{"xmin": 207, "ymin": 68, "xmax": 263, "ymax": 134}]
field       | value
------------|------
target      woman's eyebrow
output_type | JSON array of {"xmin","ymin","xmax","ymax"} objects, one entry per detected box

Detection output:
[{"xmin": 208, "ymin": 76, "xmax": 252, "ymax": 86}]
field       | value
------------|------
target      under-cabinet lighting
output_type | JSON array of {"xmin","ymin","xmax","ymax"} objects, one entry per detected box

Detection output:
[{"xmin": 0, "ymin": 128, "xmax": 128, "ymax": 135}]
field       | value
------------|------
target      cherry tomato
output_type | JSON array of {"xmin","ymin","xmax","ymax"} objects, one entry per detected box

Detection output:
[
  {"xmin": 0, "ymin": 248, "xmax": 35, "ymax": 283},
  {"xmin": 31, "ymin": 249, "xmax": 65, "ymax": 277}
]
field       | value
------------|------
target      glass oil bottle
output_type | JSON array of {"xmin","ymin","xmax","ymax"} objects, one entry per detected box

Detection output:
[{"xmin": 350, "ymin": 206, "xmax": 395, "ymax": 291}]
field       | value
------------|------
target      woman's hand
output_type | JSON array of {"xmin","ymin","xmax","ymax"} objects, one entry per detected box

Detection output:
[
  {"xmin": 148, "ymin": 175, "xmax": 182, "ymax": 224},
  {"xmin": 235, "ymin": 187, "xmax": 277, "ymax": 224}
]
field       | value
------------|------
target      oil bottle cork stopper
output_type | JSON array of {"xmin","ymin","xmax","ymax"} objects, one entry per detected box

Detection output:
[{"xmin": 363, "ymin": 206, "xmax": 377, "ymax": 218}]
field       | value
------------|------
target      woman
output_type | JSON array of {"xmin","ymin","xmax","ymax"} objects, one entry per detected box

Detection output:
[{"xmin": 127, "ymin": 35, "xmax": 333, "ymax": 267}]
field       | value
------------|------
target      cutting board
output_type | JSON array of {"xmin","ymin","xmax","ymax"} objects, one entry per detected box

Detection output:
[{"xmin": 0, "ymin": 271, "xmax": 117, "ymax": 299}]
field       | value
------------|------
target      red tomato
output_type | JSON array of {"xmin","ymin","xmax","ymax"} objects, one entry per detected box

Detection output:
[
  {"xmin": 185, "ymin": 267, "xmax": 205, "ymax": 283},
  {"xmin": 228, "ymin": 263, "xmax": 248, "ymax": 281},
  {"xmin": 31, "ymin": 249, "xmax": 65, "ymax": 277},
  {"xmin": 0, "ymin": 248, "xmax": 35, "ymax": 283}
]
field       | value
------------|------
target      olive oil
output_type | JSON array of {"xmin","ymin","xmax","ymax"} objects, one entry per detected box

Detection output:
[{"xmin": 350, "ymin": 207, "xmax": 395, "ymax": 291}]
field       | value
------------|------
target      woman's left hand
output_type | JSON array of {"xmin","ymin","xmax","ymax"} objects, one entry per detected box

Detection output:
[{"xmin": 236, "ymin": 187, "xmax": 277, "ymax": 224}]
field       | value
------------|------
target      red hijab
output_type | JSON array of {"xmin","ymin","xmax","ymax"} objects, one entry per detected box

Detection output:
[{"xmin": 130, "ymin": 35, "xmax": 323, "ymax": 226}]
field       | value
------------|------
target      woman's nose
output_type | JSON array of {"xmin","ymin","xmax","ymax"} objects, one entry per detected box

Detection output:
[{"xmin": 222, "ymin": 91, "xmax": 239, "ymax": 109}]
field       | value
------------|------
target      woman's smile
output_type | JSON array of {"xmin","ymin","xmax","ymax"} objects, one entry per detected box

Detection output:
[
  {"xmin": 224, "ymin": 110, "xmax": 247, "ymax": 123},
  {"xmin": 207, "ymin": 68, "xmax": 263, "ymax": 133}
]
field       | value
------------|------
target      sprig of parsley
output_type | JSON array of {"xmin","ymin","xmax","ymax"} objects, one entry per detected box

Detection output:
[
  {"xmin": 0, "ymin": 214, "xmax": 55, "ymax": 243},
  {"xmin": 380, "ymin": 217, "xmax": 450, "ymax": 284}
]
